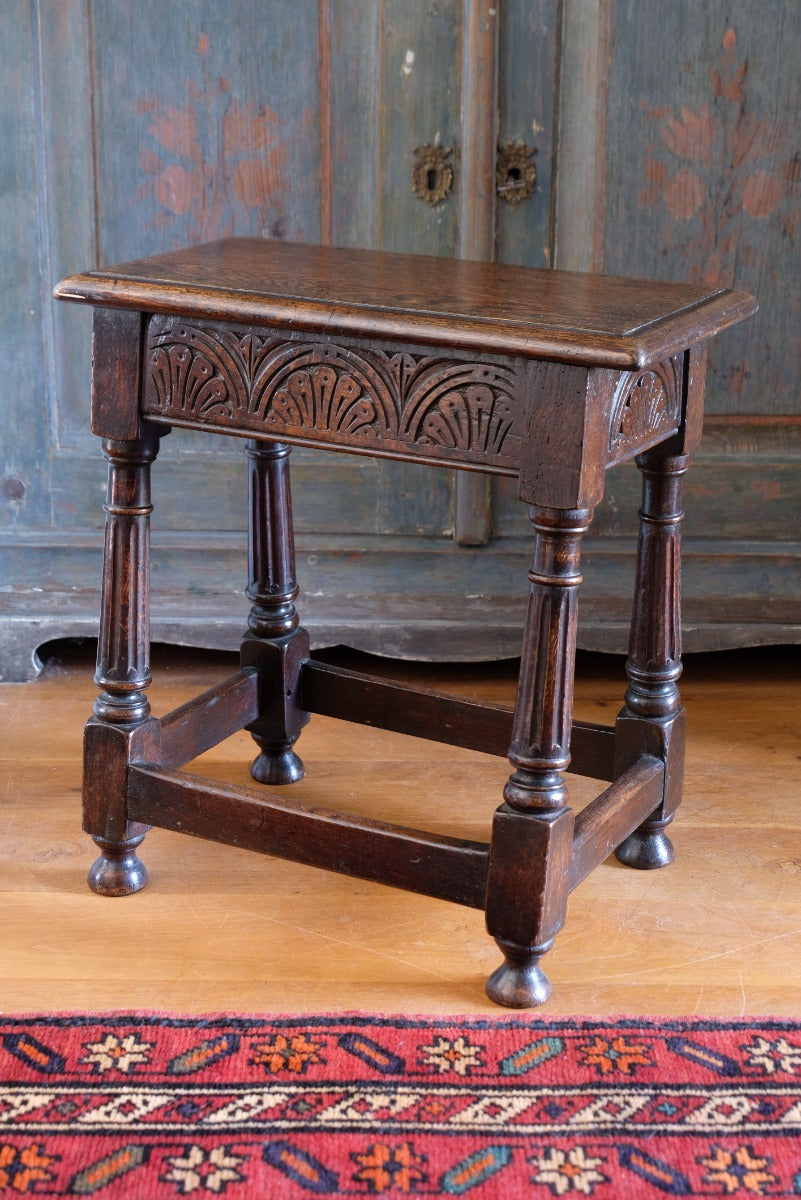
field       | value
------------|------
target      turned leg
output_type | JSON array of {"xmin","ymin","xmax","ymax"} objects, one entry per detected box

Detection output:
[
  {"xmin": 84, "ymin": 434, "xmax": 161, "ymax": 896},
  {"xmin": 242, "ymin": 439, "xmax": 310, "ymax": 785},
  {"xmin": 615, "ymin": 450, "xmax": 690, "ymax": 869},
  {"xmin": 485, "ymin": 506, "xmax": 591, "ymax": 1007}
]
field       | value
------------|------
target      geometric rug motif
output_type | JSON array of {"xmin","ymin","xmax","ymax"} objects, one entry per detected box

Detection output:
[{"xmin": 1, "ymin": 1014, "xmax": 800, "ymax": 1196}]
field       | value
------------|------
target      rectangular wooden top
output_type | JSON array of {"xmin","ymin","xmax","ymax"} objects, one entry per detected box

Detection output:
[{"xmin": 55, "ymin": 238, "xmax": 757, "ymax": 369}]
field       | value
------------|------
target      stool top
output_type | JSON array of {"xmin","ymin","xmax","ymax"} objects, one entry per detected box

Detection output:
[{"xmin": 55, "ymin": 238, "xmax": 756, "ymax": 369}]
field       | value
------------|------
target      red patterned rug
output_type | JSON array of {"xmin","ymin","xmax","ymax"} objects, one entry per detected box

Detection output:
[{"xmin": 1, "ymin": 1014, "xmax": 800, "ymax": 1197}]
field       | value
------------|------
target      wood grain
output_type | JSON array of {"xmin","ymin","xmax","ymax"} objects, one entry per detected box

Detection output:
[
  {"xmin": 4, "ymin": 1, "xmax": 799, "ymax": 706},
  {"xmin": 55, "ymin": 238, "xmax": 757, "ymax": 369},
  {"xmin": 497, "ymin": 0, "xmax": 559, "ymax": 269},
  {"xmin": 553, "ymin": 0, "xmax": 611, "ymax": 274},
  {"xmin": 569, "ymin": 756, "xmax": 665, "ymax": 890},
  {"xmin": 301, "ymin": 656, "xmax": 615, "ymax": 778},
  {"xmin": 128, "ymin": 763, "xmax": 490, "ymax": 909},
  {"xmin": 1, "ymin": 642, "xmax": 799, "ymax": 1015},
  {"xmin": 324, "ymin": 0, "xmax": 379, "ymax": 251},
  {"xmin": 378, "ymin": 0, "xmax": 461, "ymax": 257}
]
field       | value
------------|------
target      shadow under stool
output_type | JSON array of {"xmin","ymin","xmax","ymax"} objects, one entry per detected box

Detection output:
[{"xmin": 55, "ymin": 240, "xmax": 756, "ymax": 1007}]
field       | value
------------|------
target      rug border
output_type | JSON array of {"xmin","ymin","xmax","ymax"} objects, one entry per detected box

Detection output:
[{"xmin": 1, "ymin": 1011, "xmax": 799, "ymax": 1030}]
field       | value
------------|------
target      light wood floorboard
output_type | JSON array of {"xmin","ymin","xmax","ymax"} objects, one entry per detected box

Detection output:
[{"xmin": 1, "ymin": 642, "xmax": 799, "ymax": 1016}]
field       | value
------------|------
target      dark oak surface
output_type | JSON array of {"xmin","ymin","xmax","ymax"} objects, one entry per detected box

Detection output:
[
  {"xmin": 3, "ymin": 642, "xmax": 799, "ymax": 1016},
  {"xmin": 55, "ymin": 238, "xmax": 757, "ymax": 1007},
  {"xmin": 55, "ymin": 238, "xmax": 756, "ymax": 368}
]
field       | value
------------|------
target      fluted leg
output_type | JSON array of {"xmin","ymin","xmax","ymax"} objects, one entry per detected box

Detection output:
[
  {"xmin": 615, "ymin": 450, "xmax": 690, "ymax": 869},
  {"xmin": 485, "ymin": 506, "xmax": 591, "ymax": 1007},
  {"xmin": 242, "ymin": 439, "xmax": 310, "ymax": 785},
  {"xmin": 85, "ymin": 434, "xmax": 160, "ymax": 895}
]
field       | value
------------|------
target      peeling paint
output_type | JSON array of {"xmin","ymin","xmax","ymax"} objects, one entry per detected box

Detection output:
[
  {"xmin": 133, "ymin": 43, "xmax": 286, "ymax": 244},
  {"xmin": 638, "ymin": 26, "xmax": 798, "ymax": 289}
]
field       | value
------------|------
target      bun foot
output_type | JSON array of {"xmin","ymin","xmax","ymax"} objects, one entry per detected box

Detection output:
[
  {"xmin": 486, "ymin": 940, "xmax": 553, "ymax": 1008},
  {"xmin": 250, "ymin": 743, "xmax": 305, "ymax": 786},
  {"xmin": 88, "ymin": 836, "xmax": 148, "ymax": 897},
  {"xmin": 615, "ymin": 823, "xmax": 674, "ymax": 870}
]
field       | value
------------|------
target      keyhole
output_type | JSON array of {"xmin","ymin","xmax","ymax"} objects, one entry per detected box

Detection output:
[
  {"xmin": 412, "ymin": 144, "xmax": 454, "ymax": 206},
  {"xmin": 496, "ymin": 141, "xmax": 536, "ymax": 204}
]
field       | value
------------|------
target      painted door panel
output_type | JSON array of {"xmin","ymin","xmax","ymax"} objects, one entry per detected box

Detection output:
[{"xmin": 1, "ymin": 0, "xmax": 797, "ymax": 681}]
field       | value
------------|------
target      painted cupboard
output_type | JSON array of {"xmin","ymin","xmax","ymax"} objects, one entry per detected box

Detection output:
[{"xmin": 2, "ymin": 1, "xmax": 798, "ymax": 679}]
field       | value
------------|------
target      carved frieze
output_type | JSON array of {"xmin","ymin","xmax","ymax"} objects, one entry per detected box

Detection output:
[
  {"xmin": 608, "ymin": 360, "xmax": 682, "ymax": 462},
  {"xmin": 144, "ymin": 318, "xmax": 523, "ymax": 469}
]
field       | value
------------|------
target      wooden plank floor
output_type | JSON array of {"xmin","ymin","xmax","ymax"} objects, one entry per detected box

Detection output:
[{"xmin": 1, "ymin": 641, "xmax": 799, "ymax": 1016}]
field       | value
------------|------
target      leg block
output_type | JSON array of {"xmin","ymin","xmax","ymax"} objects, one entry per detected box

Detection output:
[
  {"xmin": 241, "ymin": 628, "xmax": 310, "ymax": 785},
  {"xmin": 83, "ymin": 717, "xmax": 159, "ymax": 895},
  {"xmin": 485, "ymin": 802, "xmax": 574, "ymax": 1007},
  {"xmin": 613, "ymin": 707, "xmax": 686, "ymax": 870}
]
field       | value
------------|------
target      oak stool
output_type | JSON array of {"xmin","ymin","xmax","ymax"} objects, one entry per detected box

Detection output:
[{"xmin": 55, "ymin": 241, "xmax": 756, "ymax": 1007}]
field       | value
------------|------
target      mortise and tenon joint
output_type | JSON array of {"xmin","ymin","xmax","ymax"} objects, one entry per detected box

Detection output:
[{"xmin": 55, "ymin": 239, "xmax": 756, "ymax": 1007}]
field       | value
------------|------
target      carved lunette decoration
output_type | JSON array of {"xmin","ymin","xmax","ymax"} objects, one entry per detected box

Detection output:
[
  {"xmin": 607, "ymin": 359, "xmax": 682, "ymax": 464},
  {"xmin": 143, "ymin": 317, "xmax": 523, "ymax": 471}
]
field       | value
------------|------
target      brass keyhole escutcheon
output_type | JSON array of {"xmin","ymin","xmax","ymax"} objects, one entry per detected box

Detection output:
[
  {"xmin": 496, "ymin": 141, "xmax": 537, "ymax": 204},
  {"xmin": 412, "ymin": 144, "xmax": 454, "ymax": 206}
]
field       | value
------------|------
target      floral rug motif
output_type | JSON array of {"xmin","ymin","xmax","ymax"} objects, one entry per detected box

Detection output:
[{"xmin": 1, "ymin": 1014, "xmax": 800, "ymax": 1196}]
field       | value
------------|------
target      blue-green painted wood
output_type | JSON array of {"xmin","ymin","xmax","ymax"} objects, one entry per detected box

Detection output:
[
  {"xmin": 37, "ymin": 0, "xmax": 96, "ymax": 445},
  {"xmin": 496, "ymin": 0, "xmax": 559, "ymax": 268},
  {"xmin": 91, "ymin": 0, "xmax": 322, "ymax": 258},
  {"xmin": 327, "ymin": 0, "xmax": 380, "ymax": 250},
  {"xmin": 90, "ymin": 0, "xmax": 386, "ymax": 540},
  {"xmin": 2, "ymin": 0, "xmax": 799, "ymax": 679},
  {"xmin": 603, "ymin": 1, "xmax": 801, "ymax": 417},
  {"xmin": 344, "ymin": 1, "xmax": 466, "ymax": 538},
  {"xmin": 379, "ymin": 1, "xmax": 462, "ymax": 256},
  {"xmin": 0, "ymin": 0, "xmax": 50, "ymax": 539}
]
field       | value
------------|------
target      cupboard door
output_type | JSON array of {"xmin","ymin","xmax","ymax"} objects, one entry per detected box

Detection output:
[
  {"xmin": 3, "ymin": 2, "xmax": 796, "ymax": 680},
  {"xmin": 493, "ymin": 1, "xmax": 801, "ymax": 651},
  {"xmin": 599, "ymin": 4, "xmax": 801, "ymax": 648},
  {"xmin": 2, "ymin": 1, "xmax": 558, "ymax": 678}
]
